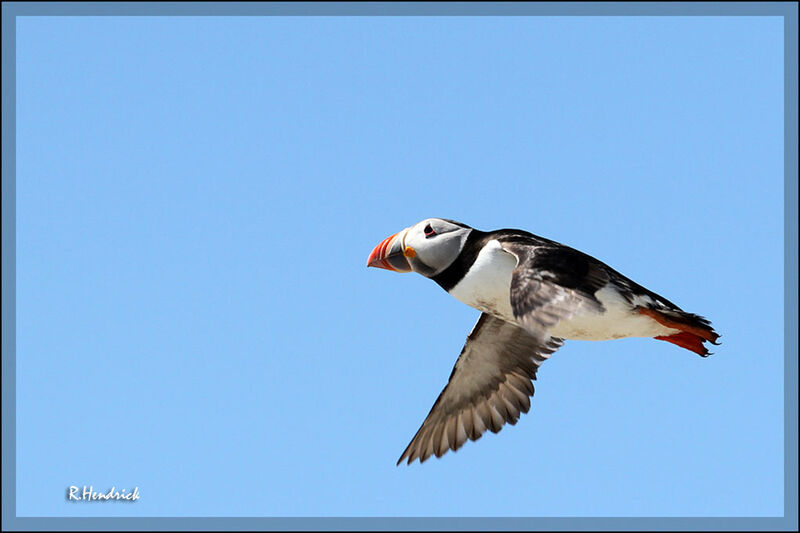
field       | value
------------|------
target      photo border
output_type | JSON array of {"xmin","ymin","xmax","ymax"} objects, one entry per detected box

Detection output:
[{"xmin": 2, "ymin": 2, "xmax": 797, "ymax": 531}]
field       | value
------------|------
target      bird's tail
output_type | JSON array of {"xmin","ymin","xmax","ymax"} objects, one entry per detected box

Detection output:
[{"xmin": 638, "ymin": 307, "xmax": 720, "ymax": 357}]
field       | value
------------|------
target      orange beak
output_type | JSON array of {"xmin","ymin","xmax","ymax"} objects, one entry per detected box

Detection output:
[{"xmin": 367, "ymin": 231, "xmax": 412, "ymax": 272}]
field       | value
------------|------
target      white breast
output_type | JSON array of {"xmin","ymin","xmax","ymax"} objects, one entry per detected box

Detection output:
[{"xmin": 449, "ymin": 240, "xmax": 518, "ymax": 322}]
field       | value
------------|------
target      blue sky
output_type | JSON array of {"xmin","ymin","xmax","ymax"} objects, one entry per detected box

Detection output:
[{"xmin": 15, "ymin": 15, "xmax": 784, "ymax": 517}]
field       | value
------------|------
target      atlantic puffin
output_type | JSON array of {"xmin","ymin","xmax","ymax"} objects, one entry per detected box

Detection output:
[{"xmin": 367, "ymin": 218, "xmax": 719, "ymax": 465}]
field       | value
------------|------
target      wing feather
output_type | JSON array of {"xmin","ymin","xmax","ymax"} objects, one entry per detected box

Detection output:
[
  {"xmin": 396, "ymin": 313, "xmax": 563, "ymax": 465},
  {"xmin": 500, "ymin": 241, "xmax": 609, "ymax": 338}
]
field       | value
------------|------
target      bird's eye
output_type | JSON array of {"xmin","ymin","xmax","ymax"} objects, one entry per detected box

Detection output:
[{"xmin": 424, "ymin": 224, "xmax": 436, "ymax": 238}]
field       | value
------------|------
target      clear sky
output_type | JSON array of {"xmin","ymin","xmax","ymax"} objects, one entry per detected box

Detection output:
[{"xmin": 15, "ymin": 15, "xmax": 784, "ymax": 517}]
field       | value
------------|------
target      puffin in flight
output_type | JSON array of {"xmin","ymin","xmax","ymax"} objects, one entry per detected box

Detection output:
[{"xmin": 367, "ymin": 218, "xmax": 719, "ymax": 465}]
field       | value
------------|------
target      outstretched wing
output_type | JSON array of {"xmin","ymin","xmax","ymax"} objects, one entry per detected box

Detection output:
[
  {"xmin": 397, "ymin": 313, "xmax": 563, "ymax": 465},
  {"xmin": 501, "ymin": 241, "xmax": 609, "ymax": 338}
]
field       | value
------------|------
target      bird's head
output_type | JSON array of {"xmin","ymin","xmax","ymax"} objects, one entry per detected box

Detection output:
[{"xmin": 367, "ymin": 218, "xmax": 473, "ymax": 278}]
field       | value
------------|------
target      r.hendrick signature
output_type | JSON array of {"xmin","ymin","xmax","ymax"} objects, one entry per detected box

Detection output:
[{"xmin": 67, "ymin": 485, "xmax": 140, "ymax": 502}]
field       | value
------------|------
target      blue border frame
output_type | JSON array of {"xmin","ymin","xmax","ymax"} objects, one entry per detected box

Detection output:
[{"xmin": 2, "ymin": 2, "xmax": 797, "ymax": 531}]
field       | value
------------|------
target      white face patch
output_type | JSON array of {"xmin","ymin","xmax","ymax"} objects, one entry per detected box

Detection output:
[{"xmin": 404, "ymin": 219, "xmax": 472, "ymax": 276}]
